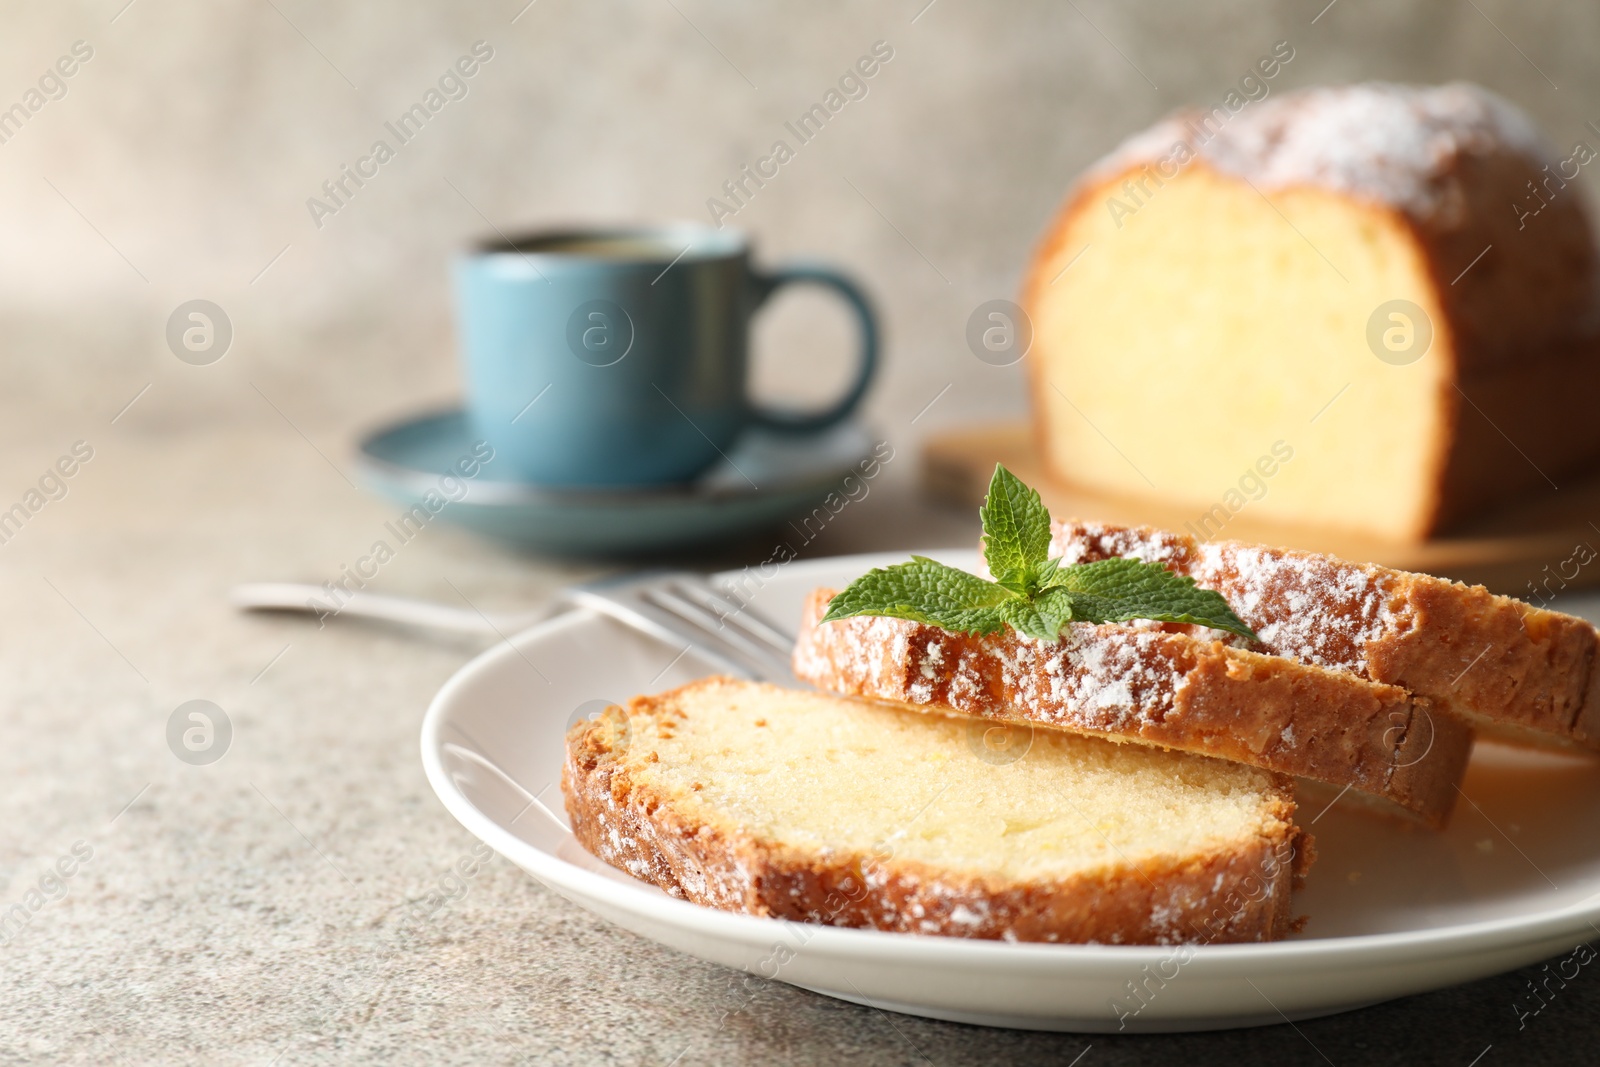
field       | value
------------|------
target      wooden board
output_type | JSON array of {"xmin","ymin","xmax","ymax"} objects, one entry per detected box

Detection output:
[{"xmin": 921, "ymin": 423, "xmax": 1600, "ymax": 598}]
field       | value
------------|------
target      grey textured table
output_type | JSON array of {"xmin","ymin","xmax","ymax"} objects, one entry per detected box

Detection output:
[{"xmin": 0, "ymin": 396, "xmax": 1594, "ymax": 1067}]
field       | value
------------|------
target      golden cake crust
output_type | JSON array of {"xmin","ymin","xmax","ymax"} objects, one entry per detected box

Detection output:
[{"xmin": 794, "ymin": 591, "xmax": 1473, "ymax": 829}]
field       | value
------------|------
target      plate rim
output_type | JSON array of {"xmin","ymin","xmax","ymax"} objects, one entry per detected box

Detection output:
[{"xmin": 419, "ymin": 550, "xmax": 1600, "ymax": 972}]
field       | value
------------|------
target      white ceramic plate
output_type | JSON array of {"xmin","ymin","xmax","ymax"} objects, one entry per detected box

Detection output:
[{"xmin": 420, "ymin": 549, "xmax": 1600, "ymax": 1032}]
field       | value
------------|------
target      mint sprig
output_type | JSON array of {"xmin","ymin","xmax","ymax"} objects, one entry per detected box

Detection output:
[
  {"xmin": 820, "ymin": 464, "xmax": 1257, "ymax": 643},
  {"xmin": 980, "ymin": 464, "xmax": 1052, "ymax": 592}
]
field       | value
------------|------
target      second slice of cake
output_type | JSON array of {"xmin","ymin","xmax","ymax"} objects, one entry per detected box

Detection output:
[{"xmin": 795, "ymin": 588, "xmax": 1473, "ymax": 828}]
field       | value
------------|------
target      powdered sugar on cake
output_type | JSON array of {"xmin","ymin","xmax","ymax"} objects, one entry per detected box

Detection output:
[
  {"xmin": 1196, "ymin": 542, "xmax": 1393, "ymax": 672},
  {"xmin": 1002, "ymin": 626, "xmax": 1186, "ymax": 731},
  {"xmin": 798, "ymin": 591, "xmax": 1190, "ymax": 733},
  {"xmin": 1051, "ymin": 520, "xmax": 1192, "ymax": 568},
  {"xmin": 1051, "ymin": 520, "xmax": 1396, "ymax": 674},
  {"xmin": 1089, "ymin": 82, "xmax": 1552, "ymax": 221}
]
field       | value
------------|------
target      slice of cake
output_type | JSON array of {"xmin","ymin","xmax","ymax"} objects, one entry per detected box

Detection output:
[
  {"xmin": 1022, "ymin": 82, "xmax": 1600, "ymax": 541},
  {"xmin": 562, "ymin": 677, "xmax": 1312, "ymax": 944},
  {"xmin": 1051, "ymin": 518, "xmax": 1600, "ymax": 750},
  {"xmin": 794, "ymin": 589, "xmax": 1474, "ymax": 828}
]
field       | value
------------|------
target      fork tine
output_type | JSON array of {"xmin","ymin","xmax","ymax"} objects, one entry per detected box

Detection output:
[
  {"xmin": 571, "ymin": 570, "xmax": 798, "ymax": 682},
  {"xmin": 566, "ymin": 585, "xmax": 771, "ymax": 681},
  {"xmin": 669, "ymin": 577, "xmax": 796, "ymax": 655},
  {"xmin": 642, "ymin": 587, "xmax": 794, "ymax": 681}
]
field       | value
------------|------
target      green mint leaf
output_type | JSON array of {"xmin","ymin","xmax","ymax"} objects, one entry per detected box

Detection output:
[
  {"xmin": 1043, "ymin": 557, "xmax": 1258, "ymax": 640},
  {"xmin": 979, "ymin": 464, "xmax": 1053, "ymax": 590},
  {"xmin": 1029, "ymin": 555, "xmax": 1062, "ymax": 589},
  {"xmin": 821, "ymin": 467, "xmax": 1257, "ymax": 647},
  {"xmin": 821, "ymin": 556, "xmax": 1016, "ymax": 637},
  {"xmin": 997, "ymin": 585, "xmax": 1075, "ymax": 642}
]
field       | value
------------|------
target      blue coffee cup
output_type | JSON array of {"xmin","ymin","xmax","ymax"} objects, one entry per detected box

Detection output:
[{"xmin": 453, "ymin": 224, "xmax": 879, "ymax": 487}]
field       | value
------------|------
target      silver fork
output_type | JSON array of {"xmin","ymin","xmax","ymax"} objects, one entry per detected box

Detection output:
[{"xmin": 230, "ymin": 571, "xmax": 798, "ymax": 682}]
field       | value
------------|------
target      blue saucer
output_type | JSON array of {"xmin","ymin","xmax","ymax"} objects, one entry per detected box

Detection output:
[{"xmin": 354, "ymin": 408, "xmax": 882, "ymax": 556}]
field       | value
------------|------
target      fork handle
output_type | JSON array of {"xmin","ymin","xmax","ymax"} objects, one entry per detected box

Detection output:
[
  {"xmin": 229, "ymin": 583, "xmax": 541, "ymax": 635},
  {"xmin": 232, "ymin": 577, "xmax": 796, "ymax": 682}
]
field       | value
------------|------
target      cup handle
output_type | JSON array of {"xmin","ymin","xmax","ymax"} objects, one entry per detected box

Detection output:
[{"xmin": 747, "ymin": 263, "xmax": 880, "ymax": 433}]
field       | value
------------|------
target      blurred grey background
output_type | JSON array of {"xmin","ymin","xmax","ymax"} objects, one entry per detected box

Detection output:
[
  {"xmin": 6, "ymin": 5, "xmax": 1600, "ymax": 1063},
  {"xmin": 4, "ymin": 0, "xmax": 1596, "ymax": 453}
]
